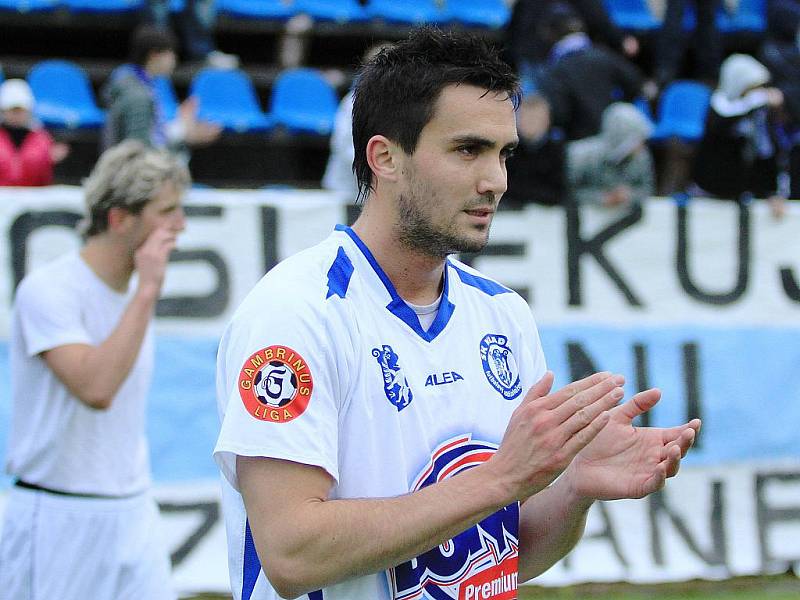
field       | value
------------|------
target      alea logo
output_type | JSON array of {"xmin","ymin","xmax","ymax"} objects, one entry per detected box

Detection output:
[{"xmin": 389, "ymin": 435, "xmax": 519, "ymax": 600}]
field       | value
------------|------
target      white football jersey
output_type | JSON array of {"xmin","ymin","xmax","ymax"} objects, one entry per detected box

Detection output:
[{"xmin": 214, "ymin": 225, "xmax": 546, "ymax": 600}]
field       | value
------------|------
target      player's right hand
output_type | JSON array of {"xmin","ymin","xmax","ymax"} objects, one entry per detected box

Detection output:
[
  {"xmin": 134, "ymin": 226, "xmax": 178, "ymax": 292},
  {"xmin": 487, "ymin": 371, "xmax": 625, "ymax": 502}
]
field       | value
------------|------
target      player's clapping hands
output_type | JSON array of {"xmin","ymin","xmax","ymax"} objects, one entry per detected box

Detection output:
[
  {"xmin": 488, "ymin": 371, "xmax": 625, "ymax": 502},
  {"xmin": 563, "ymin": 388, "xmax": 701, "ymax": 501}
]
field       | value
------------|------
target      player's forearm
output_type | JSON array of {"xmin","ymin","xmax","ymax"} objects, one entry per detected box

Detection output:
[
  {"xmin": 517, "ymin": 475, "xmax": 594, "ymax": 582},
  {"xmin": 67, "ymin": 284, "xmax": 158, "ymax": 409},
  {"xmin": 252, "ymin": 463, "xmax": 513, "ymax": 599}
]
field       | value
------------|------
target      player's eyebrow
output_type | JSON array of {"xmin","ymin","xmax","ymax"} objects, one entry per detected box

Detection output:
[{"xmin": 450, "ymin": 135, "xmax": 519, "ymax": 152}]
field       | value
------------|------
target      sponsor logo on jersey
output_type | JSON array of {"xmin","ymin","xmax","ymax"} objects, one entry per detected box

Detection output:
[
  {"xmin": 389, "ymin": 435, "xmax": 519, "ymax": 600},
  {"xmin": 479, "ymin": 334, "xmax": 522, "ymax": 400},
  {"xmin": 425, "ymin": 371, "xmax": 465, "ymax": 387},
  {"xmin": 238, "ymin": 345, "xmax": 313, "ymax": 423},
  {"xmin": 372, "ymin": 344, "xmax": 414, "ymax": 411}
]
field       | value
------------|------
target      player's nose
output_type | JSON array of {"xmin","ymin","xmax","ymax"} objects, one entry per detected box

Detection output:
[{"xmin": 476, "ymin": 155, "xmax": 507, "ymax": 199}]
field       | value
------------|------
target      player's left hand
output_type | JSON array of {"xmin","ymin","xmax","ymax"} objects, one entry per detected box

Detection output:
[{"xmin": 562, "ymin": 388, "xmax": 701, "ymax": 501}]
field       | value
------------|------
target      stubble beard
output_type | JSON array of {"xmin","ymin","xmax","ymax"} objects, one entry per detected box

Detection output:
[{"xmin": 395, "ymin": 190, "xmax": 492, "ymax": 259}]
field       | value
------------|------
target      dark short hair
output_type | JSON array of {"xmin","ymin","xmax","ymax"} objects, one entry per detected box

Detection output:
[
  {"xmin": 129, "ymin": 24, "xmax": 177, "ymax": 66},
  {"xmin": 351, "ymin": 27, "xmax": 521, "ymax": 203}
]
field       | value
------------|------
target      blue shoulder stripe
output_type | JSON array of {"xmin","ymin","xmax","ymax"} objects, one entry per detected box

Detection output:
[
  {"xmin": 449, "ymin": 261, "xmax": 512, "ymax": 296},
  {"xmin": 326, "ymin": 246, "xmax": 354, "ymax": 300}
]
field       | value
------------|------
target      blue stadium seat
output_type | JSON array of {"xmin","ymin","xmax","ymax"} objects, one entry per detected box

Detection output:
[
  {"xmin": 27, "ymin": 60, "xmax": 105, "ymax": 129},
  {"xmin": 269, "ymin": 68, "xmax": 338, "ymax": 135},
  {"xmin": 63, "ymin": 0, "xmax": 143, "ymax": 12},
  {"xmin": 153, "ymin": 76, "xmax": 179, "ymax": 122},
  {"xmin": 366, "ymin": 0, "xmax": 451, "ymax": 25},
  {"xmin": 604, "ymin": 0, "xmax": 660, "ymax": 30},
  {"xmin": 651, "ymin": 80, "xmax": 711, "ymax": 142},
  {"xmin": 717, "ymin": 0, "xmax": 765, "ymax": 33},
  {"xmin": 217, "ymin": 0, "xmax": 296, "ymax": 20},
  {"xmin": 294, "ymin": 0, "xmax": 369, "ymax": 23},
  {"xmin": 190, "ymin": 68, "xmax": 272, "ymax": 132},
  {"xmin": 0, "ymin": 0, "xmax": 59, "ymax": 12},
  {"xmin": 449, "ymin": 0, "xmax": 509, "ymax": 28}
]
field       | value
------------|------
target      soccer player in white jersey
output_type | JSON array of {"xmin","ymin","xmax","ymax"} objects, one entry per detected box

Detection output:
[
  {"xmin": 215, "ymin": 28, "xmax": 701, "ymax": 600},
  {"xmin": 0, "ymin": 140, "xmax": 188, "ymax": 600}
]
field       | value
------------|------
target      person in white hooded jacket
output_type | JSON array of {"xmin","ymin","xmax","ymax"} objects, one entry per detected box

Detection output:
[
  {"xmin": 693, "ymin": 54, "xmax": 787, "ymax": 218},
  {"xmin": 566, "ymin": 102, "xmax": 655, "ymax": 208}
]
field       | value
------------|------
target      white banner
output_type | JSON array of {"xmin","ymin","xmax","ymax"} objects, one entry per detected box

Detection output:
[
  {"xmin": 1, "ymin": 187, "xmax": 799, "ymax": 333},
  {"xmin": 0, "ymin": 187, "xmax": 798, "ymax": 594}
]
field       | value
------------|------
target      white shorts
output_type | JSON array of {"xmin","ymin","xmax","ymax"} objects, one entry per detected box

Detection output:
[{"xmin": 0, "ymin": 485, "xmax": 176, "ymax": 600}]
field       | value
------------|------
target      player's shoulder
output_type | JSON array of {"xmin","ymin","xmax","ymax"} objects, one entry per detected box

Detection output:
[
  {"xmin": 447, "ymin": 257, "xmax": 513, "ymax": 297},
  {"xmin": 234, "ymin": 232, "xmax": 353, "ymax": 321},
  {"xmin": 15, "ymin": 253, "xmax": 81, "ymax": 300},
  {"xmin": 447, "ymin": 257, "xmax": 532, "ymax": 312}
]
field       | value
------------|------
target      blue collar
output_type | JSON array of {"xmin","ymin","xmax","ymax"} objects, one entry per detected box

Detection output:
[{"xmin": 335, "ymin": 225, "xmax": 455, "ymax": 342}]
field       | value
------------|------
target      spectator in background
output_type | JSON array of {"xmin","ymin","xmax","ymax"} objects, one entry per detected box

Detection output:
[
  {"xmin": 766, "ymin": 0, "xmax": 800, "ymax": 35},
  {"xmin": 654, "ymin": 0, "xmax": 722, "ymax": 89},
  {"xmin": 102, "ymin": 24, "xmax": 221, "ymax": 159},
  {"xmin": 566, "ymin": 102, "xmax": 655, "ymax": 208},
  {"xmin": 537, "ymin": 3, "xmax": 650, "ymax": 141},
  {"xmin": 760, "ymin": 1, "xmax": 800, "ymax": 199},
  {"xmin": 693, "ymin": 54, "xmax": 787, "ymax": 218},
  {"xmin": 504, "ymin": 94, "xmax": 567, "ymax": 207},
  {"xmin": 0, "ymin": 79, "xmax": 69, "ymax": 186},
  {"xmin": 321, "ymin": 88, "xmax": 357, "ymax": 198},
  {"xmin": 322, "ymin": 43, "xmax": 390, "ymax": 198},
  {"xmin": 506, "ymin": 0, "xmax": 639, "ymax": 93},
  {"xmin": 0, "ymin": 140, "xmax": 188, "ymax": 600},
  {"xmin": 144, "ymin": 0, "xmax": 239, "ymax": 69}
]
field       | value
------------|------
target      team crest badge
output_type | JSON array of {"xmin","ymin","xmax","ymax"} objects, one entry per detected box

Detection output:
[
  {"xmin": 480, "ymin": 334, "xmax": 522, "ymax": 400},
  {"xmin": 238, "ymin": 345, "xmax": 313, "ymax": 423},
  {"xmin": 372, "ymin": 344, "xmax": 414, "ymax": 411}
]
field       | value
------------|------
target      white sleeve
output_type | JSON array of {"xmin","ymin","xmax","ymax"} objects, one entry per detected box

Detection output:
[
  {"xmin": 15, "ymin": 275, "xmax": 91, "ymax": 357},
  {"xmin": 214, "ymin": 292, "xmax": 348, "ymax": 491}
]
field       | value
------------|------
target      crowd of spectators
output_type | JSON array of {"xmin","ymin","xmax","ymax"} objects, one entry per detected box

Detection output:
[
  {"xmin": 495, "ymin": 0, "xmax": 800, "ymax": 214},
  {"xmin": 1, "ymin": 0, "xmax": 799, "ymax": 215}
]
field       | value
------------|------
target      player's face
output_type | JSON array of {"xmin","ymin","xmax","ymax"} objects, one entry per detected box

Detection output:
[
  {"xmin": 394, "ymin": 84, "xmax": 518, "ymax": 258},
  {"xmin": 129, "ymin": 180, "xmax": 186, "ymax": 250}
]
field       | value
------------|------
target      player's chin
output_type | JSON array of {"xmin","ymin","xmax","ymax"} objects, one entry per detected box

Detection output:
[{"xmin": 453, "ymin": 231, "xmax": 490, "ymax": 254}]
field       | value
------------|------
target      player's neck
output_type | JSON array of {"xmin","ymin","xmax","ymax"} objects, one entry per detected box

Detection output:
[
  {"xmin": 81, "ymin": 235, "xmax": 134, "ymax": 293},
  {"xmin": 351, "ymin": 211, "xmax": 445, "ymax": 306}
]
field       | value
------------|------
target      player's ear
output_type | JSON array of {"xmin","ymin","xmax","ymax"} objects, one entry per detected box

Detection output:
[
  {"xmin": 106, "ymin": 206, "xmax": 133, "ymax": 233},
  {"xmin": 366, "ymin": 135, "xmax": 402, "ymax": 184}
]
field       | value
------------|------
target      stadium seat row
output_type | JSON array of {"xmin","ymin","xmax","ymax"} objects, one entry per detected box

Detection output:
[
  {"xmin": 17, "ymin": 59, "xmax": 339, "ymax": 135},
  {"xmin": 0, "ymin": 0, "xmax": 511, "ymax": 29},
  {"xmin": 0, "ymin": 0, "xmax": 770, "ymax": 32},
  {"xmin": 11, "ymin": 59, "xmax": 714, "ymax": 142},
  {"xmin": 604, "ymin": 0, "xmax": 766, "ymax": 33}
]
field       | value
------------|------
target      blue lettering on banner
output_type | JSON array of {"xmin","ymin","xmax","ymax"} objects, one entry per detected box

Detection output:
[{"xmin": 0, "ymin": 324, "xmax": 799, "ymax": 487}]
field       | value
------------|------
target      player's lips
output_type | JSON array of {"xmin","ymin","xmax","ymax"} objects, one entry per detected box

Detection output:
[{"xmin": 463, "ymin": 207, "xmax": 495, "ymax": 223}]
